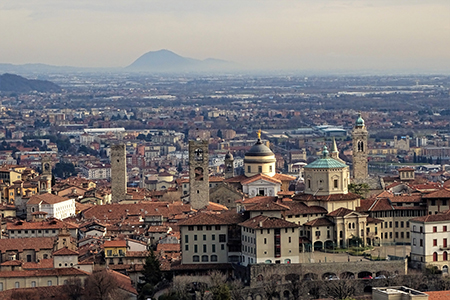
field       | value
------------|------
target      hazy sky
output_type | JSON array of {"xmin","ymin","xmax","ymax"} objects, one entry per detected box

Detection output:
[{"xmin": 1, "ymin": 0, "xmax": 449, "ymax": 72}]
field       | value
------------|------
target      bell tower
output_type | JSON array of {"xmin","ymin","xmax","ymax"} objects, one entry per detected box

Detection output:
[
  {"xmin": 224, "ymin": 151, "xmax": 234, "ymax": 179},
  {"xmin": 40, "ymin": 156, "xmax": 52, "ymax": 194},
  {"xmin": 189, "ymin": 140, "xmax": 209, "ymax": 210},
  {"xmin": 352, "ymin": 113, "xmax": 368, "ymax": 179}
]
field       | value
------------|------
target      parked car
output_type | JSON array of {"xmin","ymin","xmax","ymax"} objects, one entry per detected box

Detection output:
[
  {"xmin": 375, "ymin": 275, "xmax": 386, "ymax": 279},
  {"xmin": 362, "ymin": 275, "xmax": 373, "ymax": 279}
]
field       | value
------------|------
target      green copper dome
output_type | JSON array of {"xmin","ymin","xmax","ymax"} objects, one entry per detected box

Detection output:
[
  {"xmin": 356, "ymin": 113, "xmax": 365, "ymax": 127},
  {"xmin": 304, "ymin": 146, "xmax": 348, "ymax": 169}
]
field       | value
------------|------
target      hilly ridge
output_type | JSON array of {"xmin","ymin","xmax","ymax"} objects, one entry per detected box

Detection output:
[{"xmin": 0, "ymin": 73, "xmax": 61, "ymax": 92}]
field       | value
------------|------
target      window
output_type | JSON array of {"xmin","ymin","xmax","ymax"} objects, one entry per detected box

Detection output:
[
  {"xmin": 407, "ymin": 232, "xmax": 410, "ymax": 239},
  {"xmin": 258, "ymin": 166, "xmax": 262, "ymax": 173},
  {"xmin": 203, "ymin": 235, "xmax": 206, "ymax": 241},
  {"xmin": 219, "ymin": 234, "xmax": 226, "ymax": 243},
  {"xmin": 445, "ymin": 226, "xmax": 448, "ymax": 232},
  {"xmin": 188, "ymin": 226, "xmax": 194, "ymax": 231},
  {"xmin": 203, "ymin": 245, "xmax": 207, "ymax": 252},
  {"xmin": 289, "ymin": 237, "xmax": 291, "ymax": 243},
  {"xmin": 202, "ymin": 255, "xmax": 209, "ymax": 262},
  {"xmin": 445, "ymin": 239, "xmax": 448, "ymax": 248},
  {"xmin": 197, "ymin": 226, "xmax": 203, "ymax": 231},
  {"xmin": 444, "ymin": 200, "xmax": 448, "ymax": 206},
  {"xmin": 15, "ymin": 282, "xmax": 19, "ymax": 288},
  {"xmin": 185, "ymin": 245, "xmax": 189, "ymax": 251},
  {"xmin": 269, "ymin": 166, "xmax": 273, "ymax": 172},
  {"xmin": 194, "ymin": 245, "xmax": 198, "ymax": 253},
  {"xmin": 420, "ymin": 227, "xmax": 423, "ymax": 233},
  {"xmin": 212, "ymin": 234, "xmax": 215, "ymax": 241},
  {"xmin": 107, "ymin": 250, "xmax": 112, "ymax": 256},
  {"xmin": 48, "ymin": 280, "xmax": 52, "ymax": 286},
  {"xmin": 389, "ymin": 222, "xmax": 392, "ymax": 228},
  {"xmin": 444, "ymin": 252, "xmax": 448, "ymax": 261},
  {"xmin": 433, "ymin": 239, "xmax": 437, "ymax": 247},
  {"xmin": 433, "ymin": 226, "xmax": 437, "ymax": 233},
  {"xmin": 413, "ymin": 238, "xmax": 416, "ymax": 245},
  {"xmin": 433, "ymin": 252, "xmax": 438, "ymax": 262},
  {"xmin": 211, "ymin": 255, "xmax": 218, "ymax": 262},
  {"xmin": 215, "ymin": 225, "xmax": 221, "ymax": 230},
  {"xmin": 395, "ymin": 222, "xmax": 399, "ymax": 228},
  {"xmin": 194, "ymin": 235, "xmax": 197, "ymax": 241},
  {"xmin": 420, "ymin": 239, "xmax": 423, "ymax": 247},
  {"xmin": 264, "ymin": 238, "xmax": 267, "ymax": 244},
  {"xmin": 185, "ymin": 235, "xmax": 188, "ymax": 243},
  {"xmin": 0, "ymin": 282, "xmax": 3, "ymax": 291},
  {"xmin": 334, "ymin": 179, "xmax": 338, "ymax": 188},
  {"xmin": 193, "ymin": 255, "xmax": 199, "ymax": 262},
  {"xmin": 431, "ymin": 200, "xmax": 436, "ymax": 206},
  {"xmin": 206, "ymin": 226, "xmax": 212, "ymax": 231},
  {"xmin": 212, "ymin": 245, "xmax": 216, "ymax": 252},
  {"xmin": 401, "ymin": 221, "xmax": 404, "ymax": 228},
  {"xmin": 315, "ymin": 231, "xmax": 320, "ymax": 237},
  {"xmin": 221, "ymin": 244, "xmax": 225, "ymax": 250},
  {"xmin": 248, "ymin": 166, "xmax": 251, "ymax": 173}
]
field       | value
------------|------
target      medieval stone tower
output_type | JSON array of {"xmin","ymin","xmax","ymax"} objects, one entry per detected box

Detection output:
[
  {"xmin": 189, "ymin": 140, "xmax": 209, "ymax": 210},
  {"xmin": 111, "ymin": 144, "xmax": 127, "ymax": 203},
  {"xmin": 224, "ymin": 151, "xmax": 234, "ymax": 179},
  {"xmin": 40, "ymin": 156, "xmax": 52, "ymax": 194},
  {"xmin": 352, "ymin": 113, "xmax": 368, "ymax": 180}
]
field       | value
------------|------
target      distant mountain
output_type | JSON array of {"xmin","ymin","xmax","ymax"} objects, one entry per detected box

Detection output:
[
  {"xmin": 0, "ymin": 73, "xmax": 61, "ymax": 93},
  {"xmin": 126, "ymin": 49, "xmax": 237, "ymax": 72}
]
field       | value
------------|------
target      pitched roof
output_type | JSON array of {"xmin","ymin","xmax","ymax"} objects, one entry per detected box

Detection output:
[
  {"xmin": 244, "ymin": 201, "xmax": 289, "ymax": 212},
  {"xmin": 293, "ymin": 192, "xmax": 360, "ymax": 202},
  {"xmin": 27, "ymin": 193, "xmax": 71, "ymax": 205},
  {"xmin": 178, "ymin": 212, "xmax": 234, "ymax": 226},
  {"xmin": 272, "ymin": 173, "xmax": 296, "ymax": 181},
  {"xmin": 411, "ymin": 210, "xmax": 450, "ymax": 223},
  {"xmin": 0, "ymin": 237, "xmax": 55, "ymax": 252},
  {"xmin": 422, "ymin": 188, "xmax": 450, "ymax": 199},
  {"xmin": 282, "ymin": 201, "xmax": 328, "ymax": 215},
  {"xmin": 327, "ymin": 207, "xmax": 356, "ymax": 217},
  {"xmin": 304, "ymin": 157, "xmax": 348, "ymax": 169},
  {"xmin": 304, "ymin": 217, "xmax": 334, "ymax": 227},
  {"xmin": 239, "ymin": 215, "xmax": 299, "ymax": 229},
  {"xmin": 7, "ymin": 218, "xmax": 78, "ymax": 230},
  {"xmin": 52, "ymin": 247, "xmax": 79, "ymax": 256},
  {"xmin": 157, "ymin": 244, "xmax": 180, "ymax": 252},
  {"xmin": 104, "ymin": 240, "xmax": 127, "ymax": 248},
  {"xmin": 241, "ymin": 173, "xmax": 281, "ymax": 185}
]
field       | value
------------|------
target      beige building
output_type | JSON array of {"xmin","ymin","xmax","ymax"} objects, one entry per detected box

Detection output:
[{"xmin": 239, "ymin": 215, "xmax": 299, "ymax": 266}]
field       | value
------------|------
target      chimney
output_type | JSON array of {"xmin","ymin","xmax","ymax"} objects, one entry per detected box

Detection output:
[{"xmin": 259, "ymin": 221, "xmax": 263, "ymax": 227}]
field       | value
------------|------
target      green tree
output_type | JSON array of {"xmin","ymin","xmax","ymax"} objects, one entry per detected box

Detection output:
[
  {"xmin": 139, "ymin": 249, "xmax": 162, "ymax": 299},
  {"xmin": 348, "ymin": 183, "xmax": 370, "ymax": 199}
]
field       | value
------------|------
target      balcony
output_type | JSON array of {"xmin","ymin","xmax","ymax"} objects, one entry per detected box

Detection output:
[{"xmin": 439, "ymin": 245, "xmax": 450, "ymax": 251}]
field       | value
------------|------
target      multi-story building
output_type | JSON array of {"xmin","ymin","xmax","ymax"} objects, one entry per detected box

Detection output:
[
  {"xmin": 26, "ymin": 193, "xmax": 76, "ymax": 221},
  {"xmin": 410, "ymin": 210, "xmax": 450, "ymax": 272}
]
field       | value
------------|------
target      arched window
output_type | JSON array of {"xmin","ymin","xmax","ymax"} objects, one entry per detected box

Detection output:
[
  {"xmin": 284, "ymin": 259, "xmax": 291, "ymax": 264},
  {"xmin": 194, "ymin": 167, "xmax": 204, "ymax": 181},
  {"xmin": 433, "ymin": 252, "xmax": 438, "ymax": 262},
  {"xmin": 201, "ymin": 255, "xmax": 209, "ymax": 262},
  {"xmin": 211, "ymin": 255, "xmax": 218, "ymax": 262},
  {"xmin": 193, "ymin": 255, "xmax": 199, "ymax": 262},
  {"xmin": 194, "ymin": 148, "xmax": 203, "ymax": 161},
  {"xmin": 444, "ymin": 252, "xmax": 448, "ymax": 261}
]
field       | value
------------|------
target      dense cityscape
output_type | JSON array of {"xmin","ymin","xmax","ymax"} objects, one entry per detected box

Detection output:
[{"xmin": 0, "ymin": 71, "xmax": 449, "ymax": 299}]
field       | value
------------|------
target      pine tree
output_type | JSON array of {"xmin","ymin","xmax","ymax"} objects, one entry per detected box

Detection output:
[{"xmin": 139, "ymin": 249, "xmax": 162, "ymax": 299}]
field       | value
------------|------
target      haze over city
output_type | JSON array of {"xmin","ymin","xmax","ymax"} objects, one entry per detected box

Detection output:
[{"xmin": 1, "ymin": 0, "xmax": 450, "ymax": 72}]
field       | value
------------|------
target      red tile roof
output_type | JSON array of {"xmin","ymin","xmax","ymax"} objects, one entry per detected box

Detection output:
[
  {"xmin": 327, "ymin": 207, "xmax": 356, "ymax": 217},
  {"xmin": 239, "ymin": 215, "xmax": 298, "ymax": 229},
  {"xmin": 52, "ymin": 247, "xmax": 79, "ymax": 256},
  {"xmin": 27, "ymin": 193, "xmax": 71, "ymax": 205},
  {"xmin": 157, "ymin": 244, "xmax": 181, "ymax": 252},
  {"xmin": 244, "ymin": 201, "xmax": 289, "ymax": 212},
  {"xmin": 104, "ymin": 240, "xmax": 126, "ymax": 248},
  {"xmin": 426, "ymin": 290, "xmax": 450, "ymax": 300},
  {"xmin": 423, "ymin": 188, "xmax": 450, "ymax": 199},
  {"xmin": 304, "ymin": 217, "xmax": 334, "ymax": 227},
  {"xmin": 293, "ymin": 192, "xmax": 360, "ymax": 202},
  {"xmin": 0, "ymin": 237, "xmax": 55, "ymax": 252},
  {"xmin": 7, "ymin": 218, "xmax": 78, "ymax": 230},
  {"xmin": 241, "ymin": 173, "xmax": 281, "ymax": 185},
  {"xmin": 411, "ymin": 210, "xmax": 450, "ymax": 223},
  {"xmin": 178, "ymin": 212, "xmax": 234, "ymax": 226}
]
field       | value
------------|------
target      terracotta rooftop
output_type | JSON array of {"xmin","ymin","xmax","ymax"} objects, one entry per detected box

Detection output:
[
  {"xmin": 178, "ymin": 212, "xmax": 235, "ymax": 226},
  {"xmin": 241, "ymin": 173, "xmax": 281, "ymax": 185},
  {"xmin": 157, "ymin": 243, "xmax": 181, "ymax": 252},
  {"xmin": 0, "ymin": 237, "xmax": 55, "ymax": 252},
  {"xmin": 422, "ymin": 188, "xmax": 450, "ymax": 199},
  {"xmin": 426, "ymin": 290, "xmax": 450, "ymax": 300},
  {"xmin": 239, "ymin": 215, "xmax": 298, "ymax": 229},
  {"xmin": 411, "ymin": 210, "xmax": 450, "ymax": 223},
  {"xmin": 7, "ymin": 218, "xmax": 78, "ymax": 230},
  {"xmin": 293, "ymin": 192, "xmax": 360, "ymax": 202},
  {"xmin": 304, "ymin": 217, "xmax": 334, "ymax": 227},
  {"xmin": 52, "ymin": 247, "xmax": 79, "ymax": 256},
  {"xmin": 27, "ymin": 193, "xmax": 71, "ymax": 205},
  {"xmin": 104, "ymin": 240, "xmax": 127, "ymax": 248},
  {"xmin": 0, "ymin": 267, "xmax": 90, "ymax": 278},
  {"xmin": 244, "ymin": 201, "xmax": 289, "ymax": 212}
]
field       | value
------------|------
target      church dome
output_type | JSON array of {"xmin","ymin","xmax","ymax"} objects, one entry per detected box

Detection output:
[
  {"xmin": 245, "ymin": 139, "xmax": 274, "ymax": 157},
  {"xmin": 356, "ymin": 113, "xmax": 365, "ymax": 127}
]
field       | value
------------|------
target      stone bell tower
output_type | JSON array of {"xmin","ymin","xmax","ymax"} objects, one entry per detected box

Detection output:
[
  {"xmin": 40, "ymin": 156, "xmax": 52, "ymax": 194},
  {"xmin": 111, "ymin": 144, "xmax": 127, "ymax": 203},
  {"xmin": 224, "ymin": 151, "xmax": 235, "ymax": 179},
  {"xmin": 352, "ymin": 113, "xmax": 368, "ymax": 180},
  {"xmin": 189, "ymin": 140, "xmax": 209, "ymax": 210}
]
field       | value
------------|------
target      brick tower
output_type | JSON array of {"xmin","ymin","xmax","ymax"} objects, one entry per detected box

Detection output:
[
  {"xmin": 111, "ymin": 144, "xmax": 127, "ymax": 203},
  {"xmin": 352, "ymin": 113, "xmax": 368, "ymax": 179},
  {"xmin": 189, "ymin": 140, "xmax": 209, "ymax": 210}
]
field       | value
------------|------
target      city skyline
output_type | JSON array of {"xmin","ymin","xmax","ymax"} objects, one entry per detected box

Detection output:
[{"xmin": 1, "ymin": 0, "xmax": 449, "ymax": 72}]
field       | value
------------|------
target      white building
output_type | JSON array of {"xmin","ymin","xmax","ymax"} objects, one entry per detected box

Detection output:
[
  {"xmin": 410, "ymin": 210, "xmax": 450, "ymax": 272},
  {"xmin": 26, "ymin": 194, "xmax": 76, "ymax": 221},
  {"xmin": 81, "ymin": 163, "xmax": 111, "ymax": 180}
]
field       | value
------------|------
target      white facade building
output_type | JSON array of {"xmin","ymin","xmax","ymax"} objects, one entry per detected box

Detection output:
[{"xmin": 26, "ymin": 194, "xmax": 76, "ymax": 221}]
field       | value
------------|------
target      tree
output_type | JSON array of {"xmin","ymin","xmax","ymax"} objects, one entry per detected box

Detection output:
[
  {"xmin": 262, "ymin": 269, "xmax": 281, "ymax": 300},
  {"xmin": 64, "ymin": 277, "xmax": 84, "ymax": 300},
  {"xmin": 323, "ymin": 280, "xmax": 357, "ymax": 300},
  {"xmin": 84, "ymin": 269, "xmax": 121, "ymax": 300},
  {"xmin": 139, "ymin": 249, "xmax": 162, "ymax": 299},
  {"xmin": 285, "ymin": 273, "xmax": 303, "ymax": 300},
  {"xmin": 348, "ymin": 183, "xmax": 370, "ymax": 199},
  {"xmin": 217, "ymin": 129, "xmax": 223, "ymax": 139},
  {"xmin": 228, "ymin": 280, "xmax": 246, "ymax": 300},
  {"xmin": 209, "ymin": 271, "xmax": 230, "ymax": 300},
  {"xmin": 53, "ymin": 162, "xmax": 76, "ymax": 178}
]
